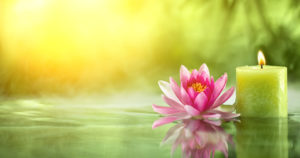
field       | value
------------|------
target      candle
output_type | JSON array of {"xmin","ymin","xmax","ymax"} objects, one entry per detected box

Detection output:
[{"xmin": 236, "ymin": 50, "xmax": 287, "ymax": 117}]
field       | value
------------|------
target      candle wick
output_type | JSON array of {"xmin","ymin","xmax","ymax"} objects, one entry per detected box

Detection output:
[{"xmin": 261, "ymin": 64, "xmax": 263, "ymax": 69}]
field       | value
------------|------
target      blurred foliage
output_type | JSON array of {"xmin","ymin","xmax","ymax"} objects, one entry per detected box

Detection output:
[{"xmin": 0, "ymin": 0, "xmax": 300, "ymax": 96}]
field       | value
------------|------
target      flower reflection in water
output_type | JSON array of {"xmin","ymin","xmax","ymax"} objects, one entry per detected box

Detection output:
[{"xmin": 162, "ymin": 119, "xmax": 234, "ymax": 158}]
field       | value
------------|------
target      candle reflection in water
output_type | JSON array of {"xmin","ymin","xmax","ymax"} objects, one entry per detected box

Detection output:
[
  {"xmin": 236, "ymin": 118, "xmax": 288, "ymax": 158},
  {"xmin": 161, "ymin": 119, "xmax": 234, "ymax": 158}
]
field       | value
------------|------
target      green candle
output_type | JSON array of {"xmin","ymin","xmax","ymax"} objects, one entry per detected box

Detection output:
[{"xmin": 236, "ymin": 51, "xmax": 287, "ymax": 117}]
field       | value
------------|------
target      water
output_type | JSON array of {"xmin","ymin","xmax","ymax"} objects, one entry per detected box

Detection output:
[{"xmin": 0, "ymin": 95, "xmax": 299, "ymax": 158}]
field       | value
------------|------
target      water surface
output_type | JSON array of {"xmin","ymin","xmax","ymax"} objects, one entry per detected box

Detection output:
[{"xmin": 0, "ymin": 94, "xmax": 299, "ymax": 158}]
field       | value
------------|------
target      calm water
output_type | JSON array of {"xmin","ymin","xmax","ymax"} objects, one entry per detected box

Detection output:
[{"xmin": 0, "ymin": 94, "xmax": 299, "ymax": 158}]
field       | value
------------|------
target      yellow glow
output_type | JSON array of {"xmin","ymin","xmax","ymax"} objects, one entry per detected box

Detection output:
[
  {"xmin": 0, "ymin": 0, "xmax": 159, "ymax": 91},
  {"xmin": 257, "ymin": 50, "xmax": 266, "ymax": 66}
]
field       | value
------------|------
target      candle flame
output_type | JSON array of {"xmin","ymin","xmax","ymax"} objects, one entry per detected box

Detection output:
[{"xmin": 257, "ymin": 50, "xmax": 266, "ymax": 66}]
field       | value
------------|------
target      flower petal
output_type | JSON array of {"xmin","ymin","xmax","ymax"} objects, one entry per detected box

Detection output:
[
  {"xmin": 199, "ymin": 63, "xmax": 210, "ymax": 77},
  {"xmin": 184, "ymin": 105, "xmax": 200, "ymax": 116},
  {"xmin": 199, "ymin": 69, "xmax": 210, "ymax": 84},
  {"xmin": 187, "ymin": 87, "xmax": 196, "ymax": 99},
  {"xmin": 203, "ymin": 150, "xmax": 211, "ymax": 158},
  {"xmin": 171, "ymin": 129, "xmax": 186, "ymax": 154},
  {"xmin": 202, "ymin": 113, "xmax": 221, "ymax": 119},
  {"xmin": 152, "ymin": 104, "xmax": 181, "ymax": 115},
  {"xmin": 152, "ymin": 116, "xmax": 181, "ymax": 129},
  {"xmin": 191, "ymin": 69, "xmax": 199, "ymax": 81},
  {"xmin": 158, "ymin": 80, "xmax": 179, "ymax": 102},
  {"xmin": 221, "ymin": 112, "xmax": 240, "ymax": 120},
  {"xmin": 209, "ymin": 73, "xmax": 227, "ymax": 105},
  {"xmin": 210, "ymin": 76, "xmax": 215, "ymax": 90},
  {"xmin": 162, "ymin": 123, "xmax": 184, "ymax": 143},
  {"xmin": 180, "ymin": 85, "xmax": 193, "ymax": 105},
  {"xmin": 194, "ymin": 92, "xmax": 208, "ymax": 112},
  {"xmin": 203, "ymin": 87, "xmax": 212, "ymax": 99},
  {"xmin": 213, "ymin": 110, "xmax": 240, "ymax": 120},
  {"xmin": 162, "ymin": 95, "xmax": 185, "ymax": 110},
  {"xmin": 203, "ymin": 119, "xmax": 221, "ymax": 126},
  {"xmin": 180, "ymin": 65, "xmax": 190, "ymax": 88},
  {"xmin": 169, "ymin": 77, "xmax": 182, "ymax": 102},
  {"xmin": 211, "ymin": 87, "xmax": 235, "ymax": 109}
]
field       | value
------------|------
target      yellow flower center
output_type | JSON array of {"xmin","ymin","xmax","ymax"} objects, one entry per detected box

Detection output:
[{"xmin": 190, "ymin": 82, "xmax": 207, "ymax": 93}]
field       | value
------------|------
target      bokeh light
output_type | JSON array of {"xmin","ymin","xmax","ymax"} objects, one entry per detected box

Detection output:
[{"xmin": 0, "ymin": 0, "xmax": 299, "ymax": 96}]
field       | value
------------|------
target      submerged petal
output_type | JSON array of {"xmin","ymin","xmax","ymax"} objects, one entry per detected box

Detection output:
[{"xmin": 162, "ymin": 123, "xmax": 184, "ymax": 143}]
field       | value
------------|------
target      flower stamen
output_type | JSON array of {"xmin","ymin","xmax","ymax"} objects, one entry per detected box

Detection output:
[{"xmin": 190, "ymin": 83, "xmax": 207, "ymax": 93}]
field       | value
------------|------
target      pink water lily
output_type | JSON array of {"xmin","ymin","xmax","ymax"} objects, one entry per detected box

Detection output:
[{"xmin": 152, "ymin": 64, "xmax": 239, "ymax": 129}]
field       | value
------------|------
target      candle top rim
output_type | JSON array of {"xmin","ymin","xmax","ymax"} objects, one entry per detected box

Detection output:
[{"xmin": 236, "ymin": 65, "xmax": 287, "ymax": 71}]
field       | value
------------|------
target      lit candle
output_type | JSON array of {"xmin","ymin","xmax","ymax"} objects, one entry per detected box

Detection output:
[{"xmin": 236, "ymin": 50, "xmax": 288, "ymax": 117}]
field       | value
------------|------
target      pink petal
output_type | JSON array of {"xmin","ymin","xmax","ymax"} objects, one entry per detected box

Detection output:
[
  {"xmin": 211, "ymin": 87, "xmax": 235, "ymax": 109},
  {"xmin": 209, "ymin": 73, "xmax": 227, "ymax": 105},
  {"xmin": 203, "ymin": 87, "xmax": 212, "ymax": 98},
  {"xmin": 213, "ymin": 110, "xmax": 240, "ymax": 120},
  {"xmin": 199, "ymin": 69, "xmax": 210, "ymax": 84},
  {"xmin": 169, "ymin": 77, "xmax": 182, "ymax": 101},
  {"xmin": 162, "ymin": 123, "xmax": 184, "ymax": 143},
  {"xmin": 171, "ymin": 129, "xmax": 185, "ymax": 154},
  {"xmin": 210, "ymin": 76, "xmax": 215, "ymax": 90},
  {"xmin": 152, "ymin": 116, "xmax": 181, "ymax": 129},
  {"xmin": 203, "ymin": 119, "xmax": 221, "ymax": 126},
  {"xmin": 188, "ymin": 139, "xmax": 196, "ymax": 149},
  {"xmin": 158, "ymin": 80, "xmax": 179, "ymax": 102},
  {"xmin": 180, "ymin": 85, "xmax": 193, "ymax": 105},
  {"xmin": 191, "ymin": 69, "xmax": 199, "ymax": 81},
  {"xmin": 194, "ymin": 92, "xmax": 208, "ymax": 112},
  {"xmin": 180, "ymin": 65, "xmax": 190, "ymax": 88},
  {"xmin": 199, "ymin": 63, "xmax": 210, "ymax": 77},
  {"xmin": 212, "ymin": 151, "xmax": 215, "ymax": 158},
  {"xmin": 162, "ymin": 95, "xmax": 185, "ymax": 110},
  {"xmin": 185, "ymin": 119, "xmax": 200, "ymax": 131},
  {"xmin": 187, "ymin": 87, "xmax": 196, "ymax": 99},
  {"xmin": 203, "ymin": 150, "xmax": 211, "ymax": 158},
  {"xmin": 221, "ymin": 113, "xmax": 240, "ymax": 120},
  {"xmin": 184, "ymin": 105, "xmax": 200, "ymax": 116},
  {"xmin": 194, "ymin": 151, "xmax": 200, "ymax": 158},
  {"xmin": 202, "ymin": 113, "xmax": 221, "ymax": 119},
  {"xmin": 219, "ymin": 144, "xmax": 228, "ymax": 158},
  {"xmin": 152, "ymin": 104, "xmax": 181, "ymax": 115}
]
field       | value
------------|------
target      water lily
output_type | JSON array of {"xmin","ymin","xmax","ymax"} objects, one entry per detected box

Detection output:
[
  {"xmin": 152, "ymin": 64, "xmax": 239, "ymax": 128},
  {"xmin": 162, "ymin": 119, "xmax": 233, "ymax": 158}
]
